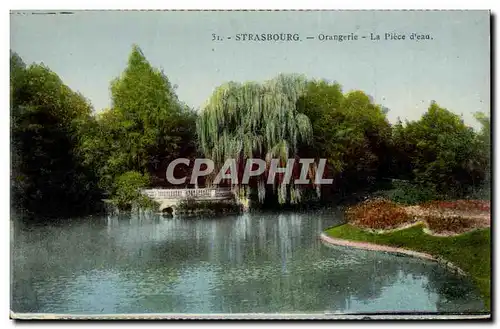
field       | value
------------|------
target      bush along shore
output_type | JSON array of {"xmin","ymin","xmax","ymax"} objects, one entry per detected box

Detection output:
[
  {"xmin": 323, "ymin": 198, "xmax": 491, "ymax": 311},
  {"xmin": 174, "ymin": 199, "xmax": 242, "ymax": 218}
]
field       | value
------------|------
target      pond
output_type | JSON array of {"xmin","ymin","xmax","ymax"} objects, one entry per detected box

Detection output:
[{"xmin": 11, "ymin": 210, "xmax": 485, "ymax": 314}]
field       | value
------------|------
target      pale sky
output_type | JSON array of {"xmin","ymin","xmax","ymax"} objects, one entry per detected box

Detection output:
[{"xmin": 10, "ymin": 10, "xmax": 490, "ymax": 129}]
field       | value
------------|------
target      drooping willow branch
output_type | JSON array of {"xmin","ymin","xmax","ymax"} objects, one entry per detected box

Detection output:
[{"xmin": 196, "ymin": 74, "xmax": 315, "ymax": 204}]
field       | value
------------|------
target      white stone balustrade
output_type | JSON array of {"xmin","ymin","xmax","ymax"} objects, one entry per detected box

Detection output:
[{"xmin": 141, "ymin": 188, "xmax": 233, "ymax": 201}]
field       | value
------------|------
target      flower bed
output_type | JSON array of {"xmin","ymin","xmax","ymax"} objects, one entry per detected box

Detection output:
[
  {"xmin": 422, "ymin": 200, "xmax": 490, "ymax": 212},
  {"xmin": 345, "ymin": 198, "xmax": 490, "ymax": 234},
  {"xmin": 424, "ymin": 214, "xmax": 477, "ymax": 234},
  {"xmin": 345, "ymin": 198, "xmax": 411, "ymax": 230}
]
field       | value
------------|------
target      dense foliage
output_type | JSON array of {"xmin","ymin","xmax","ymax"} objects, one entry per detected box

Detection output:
[
  {"xmin": 79, "ymin": 45, "xmax": 198, "ymax": 193},
  {"xmin": 374, "ymin": 180, "xmax": 440, "ymax": 205},
  {"xmin": 391, "ymin": 102, "xmax": 488, "ymax": 198},
  {"xmin": 11, "ymin": 52, "xmax": 103, "ymax": 217},
  {"xmin": 10, "ymin": 45, "xmax": 491, "ymax": 217},
  {"xmin": 296, "ymin": 80, "xmax": 392, "ymax": 201},
  {"xmin": 176, "ymin": 199, "xmax": 242, "ymax": 217}
]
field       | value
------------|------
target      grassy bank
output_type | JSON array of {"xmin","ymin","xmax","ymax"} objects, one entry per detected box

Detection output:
[{"xmin": 325, "ymin": 223, "xmax": 491, "ymax": 310}]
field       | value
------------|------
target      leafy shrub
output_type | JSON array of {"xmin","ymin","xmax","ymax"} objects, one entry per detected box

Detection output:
[
  {"xmin": 377, "ymin": 181, "xmax": 441, "ymax": 205},
  {"xmin": 110, "ymin": 171, "xmax": 157, "ymax": 210},
  {"xmin": 176, "ymin": 198, "xmax": 198, "ymax": 211},
  {"xmin": 176, "ymin": 198, "xmax": 241, "ymax": 216},
  {"xmin": 345, "ymin": 198, "xmax": 411, "ymax": 229},
  {"xmin": 468, "ymin": 186, "xmax": 491, "ymax": 201}
]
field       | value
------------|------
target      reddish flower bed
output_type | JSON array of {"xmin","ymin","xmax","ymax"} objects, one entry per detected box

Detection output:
[
  {"xmin": 424, "ymin": 215, "xmax": 476, "ymax": 234},
  {"xmin": 345, "ymin": 198, "xmax": 490, "ymax": 234},
  {"xmin": 345, "ymin": 198, "xmax": 411, "ymax": 230},
  {"xmin": 423, "ymin": 200, "xmax": 490, "ymax": 212}
]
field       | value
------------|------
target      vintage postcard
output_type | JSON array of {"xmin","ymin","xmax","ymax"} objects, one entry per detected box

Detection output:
[{"xmin": 10, "ymin": 10, "xmax": 491, "ymax": 320}]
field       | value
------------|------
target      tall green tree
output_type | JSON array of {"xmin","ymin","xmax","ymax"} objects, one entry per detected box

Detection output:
[
  {"xmin": 393, "ymin": 102, "xmax": 485, "ymax": 197},
  {"xmin": 79, "ymin": 45, "xmax": 198, "ymax": 208},
  {"xmin": 109, "ymin": 45, "xmax": 196, "ymax": 174},
  {"xmin": 10, "ymin": 52, "xmax": 28, "ymax": 210},
  {"xmin": 472, "ymin": 111, "xmax": 491, "ymax": 198},
  {"xmin": 11, "ymin": 52, "xmax": 101, "ymax": 217},
  {"xmin": 296, "ymin": 80, "xmax": 392, "ymax": 200}
]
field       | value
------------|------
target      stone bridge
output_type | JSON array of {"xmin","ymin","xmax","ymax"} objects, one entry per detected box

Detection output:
[{"xmin": 141, "ymin": 187, "xmax": 234, "ymax": 214}]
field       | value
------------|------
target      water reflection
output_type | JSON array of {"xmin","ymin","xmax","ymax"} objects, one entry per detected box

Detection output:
[{"xmin": 11, "ymin": 211, "xmax": 485, "ymax": 314}]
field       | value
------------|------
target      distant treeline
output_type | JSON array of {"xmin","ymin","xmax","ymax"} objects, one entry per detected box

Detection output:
[{"xmin": 10, "ymin": 45, "xmax": 491, "ymax": 218}]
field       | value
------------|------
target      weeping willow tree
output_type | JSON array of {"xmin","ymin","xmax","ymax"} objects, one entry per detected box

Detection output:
[{"xmin": 197, "ymin": 74, "xmax": 314, "ymax": 204}]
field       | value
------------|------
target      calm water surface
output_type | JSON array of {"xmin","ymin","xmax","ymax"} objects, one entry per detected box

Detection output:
[{"xmin": 11, "ymin": 210, "xmax": 485, "ymax": 314}]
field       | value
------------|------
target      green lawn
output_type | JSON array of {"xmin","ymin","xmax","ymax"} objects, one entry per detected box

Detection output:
[{"xmin": 325, "ymin": 223, "xmax": 491, "ymax": 311}]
